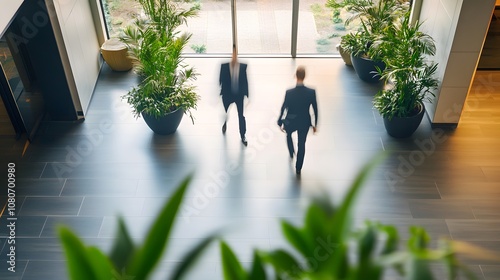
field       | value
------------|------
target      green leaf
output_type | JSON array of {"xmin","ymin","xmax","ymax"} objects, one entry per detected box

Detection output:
[
  {"xmin": 247, "ymin": 251, "xmax": 267, "ymax": 280},
  {"xmin": 109, "ymin": 217, "xmax": 135, "ymax": 272},
  {"xmin": 304, "ymin": 201, "xmax": 331, "ymax": 238},
  {"xmin": 379, "ymin": 224, "xmax": 399, "ymax": 255},
  {"xmin": 263, "ymin": 249, "xmax": 303, "ymax": 278},
  {"xmin": 406, "ymin": 257, "xmax": 434, "ymax": 280},
  {"xmin": 358, "ymin": 223, "xmax": 377, "ymax": 263},
  {"xmin": 281, "ymin": 220, "xmax": 311, "ymax": 258},
  {"xmin": 86, "ymin": 247, "xmax": 115, "ymax": 280},
  {"xmin": 220, "ymin": 241, "xmax": 246, "ymax": 280},
  {"xmin": 128, "ymin": 174, "xmax": 193, "ymax": 279},
  {"xmin": 59, "ymin": 227, "xmax": 112, "ymax": 280},
  {"xmin": 170, "ymin": 233, "xmax": 219, "ymax": 280},
  {"xmin": 330, "ymin": 152, "xmax": 387, "ymax": 243},
  {"xmin": 408, "ymin": 226, "xmax": 430, "ymax": 252}
]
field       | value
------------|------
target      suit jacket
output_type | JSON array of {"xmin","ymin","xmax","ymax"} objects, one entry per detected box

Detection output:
[
  {"xmin": 277, "ymin": 85, "xmax": 318, "ymax": 130},
  {"xmin": 219, "ymin": 62, "xmax": 249, "ymax": 97}
]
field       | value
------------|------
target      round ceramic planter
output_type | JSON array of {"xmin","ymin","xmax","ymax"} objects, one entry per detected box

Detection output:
[
  {"xmin": 142, "ymin": 108, "xmax": 184, "ymax": 135},
  {"xmin": 383, "ymin": 103, "xmax": 425, "ymax": 138},
  {"xmin": 350, "ymin": 54, "xmax": 385, "ymax": 83}
]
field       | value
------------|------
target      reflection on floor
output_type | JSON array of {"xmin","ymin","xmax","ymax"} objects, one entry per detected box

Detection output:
[
  {"xmin": 1, "ymin": 59, "xmax": 500, "ymax": 279},
  {"xmin": 478, "ymin": 9, "xmax": 500, "ymax": 69}
]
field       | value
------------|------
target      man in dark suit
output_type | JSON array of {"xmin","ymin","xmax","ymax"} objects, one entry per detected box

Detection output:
[
  {"xmin": 219, "ymin": 45, "xmax": 249, "ymax": 146},
  {"xmin": 277, "ymin": 66, "xmax": 318, "ymax": 176}
]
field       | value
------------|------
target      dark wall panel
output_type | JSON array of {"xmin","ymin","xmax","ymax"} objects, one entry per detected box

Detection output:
[{"xmin": 7, "ymin": 0, "xmax": 78, "ymax": 121}]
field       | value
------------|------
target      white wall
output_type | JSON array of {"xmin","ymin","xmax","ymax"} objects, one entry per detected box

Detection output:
[
  {"xmin": 419, "ymin": 0, "xmax": 496, "ymax": 124},
  {"xmin": 0, "ymin": 0, "xmax": 24, "ymax": 37},
  {"xmin": 50, "ymin": 0, "xmax": 102, "ymax": 115}
]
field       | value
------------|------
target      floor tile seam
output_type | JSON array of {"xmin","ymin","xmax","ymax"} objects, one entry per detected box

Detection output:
[
  {"xmin": 433, "ymin": 181, "xmax": 443, "ymax": 200},
  {"xmin": 478, "ymin": 265, "xmax": 487, "ymax": 280},
  {"xmin": 38, "ymin": 216, "xmax": 49, "ymax": 238},
  {"xmin": 58, "ymin": 179, "xmax": 67, "ymax": 197},
  {"xmin": 17, "ymin": 196, "xmax": 28, "ymax": 216},
  {"xmin": 372, "ymin": 110, "xmax": 379, "ymax": 126},
  {"xmin": 37, "ymin": 162, "xmax": 48, "ymax": 179},
  {"xmin": 76, "ymin": 197, "xmax": 86, "ymax": 216}
]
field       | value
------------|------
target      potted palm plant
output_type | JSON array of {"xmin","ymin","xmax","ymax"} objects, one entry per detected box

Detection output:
[
  {"xmin": 327, "ymin": 0, "xmax": 409, "ymax": 82},
  {"xmin": 120, "ymin": 0, "xmax": 199, "ymax": 135},
  {"xmin": 373, "ymin": 12, "xmax": 439, "ymax": 138}
]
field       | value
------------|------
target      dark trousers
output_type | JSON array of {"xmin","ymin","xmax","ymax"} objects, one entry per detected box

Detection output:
[
  {"xmin": 223, "ymin": 94, "xmax": 246, "ymax": 138},
  {"xmin": 286, "ymin": 126, "xmax": 309, "ymax": 171}
]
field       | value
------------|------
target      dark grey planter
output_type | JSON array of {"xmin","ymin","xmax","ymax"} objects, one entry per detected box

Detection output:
[
  {"xmin": 142, "ymin": 108, "xmax": 184, "ymax": 135},
  {"xmin": 350, "ymin": 54, "xmax": 385, "ymax": 83},
  {"xmin": 383, "ymin": 103, "xmax": 425, "ymax": 138}
]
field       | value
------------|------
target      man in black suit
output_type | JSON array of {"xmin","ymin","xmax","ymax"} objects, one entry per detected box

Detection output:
[
  {"xmin": 277, "ymin": 66, "xmax": 318, "ymax": 175},
  {"xmin": 219, "ymin": 45, "xmax": 249, "ymax": 146}
]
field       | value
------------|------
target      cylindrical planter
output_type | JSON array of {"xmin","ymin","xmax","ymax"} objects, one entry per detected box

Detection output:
[
  {"xmin": 350, "ymin": 54, "xmax": 385, "ymax": 83},
  {"xmin": 142, "ymin": 108, "xmax": 184, "ymax": 135},
  {"xmin": 383, "ymin": 103, "xmax": 425, "ymax": 138},
  {"xmin": 101, "ymin": 38, "xmax": 133, "ymax": 72},
  {"xmin": 336, "ymin": 44, "xmax": 352, "ymax": 66}
]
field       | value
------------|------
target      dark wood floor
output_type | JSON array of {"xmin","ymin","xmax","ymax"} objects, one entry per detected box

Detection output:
[{"xmin": 0, "ymin": 58, "xmax": 499, "ymax": 279}]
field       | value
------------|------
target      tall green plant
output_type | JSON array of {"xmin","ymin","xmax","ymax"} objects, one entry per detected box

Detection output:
[
  {"xmin": 373, "ymin": 13, "xmax": 439, "ymax": 119},
  {"xmin": 120, "ymin": 0, "xmax": 199, "ymax": 122},
  {"xmin": 327, "ymin": 0, "xmax": 409, "ymax": 58},
  {"xmin": 59, "ymin": 175, "xmax": 218, "ymax": 280}
]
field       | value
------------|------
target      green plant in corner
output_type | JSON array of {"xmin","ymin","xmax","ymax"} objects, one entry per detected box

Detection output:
[
  {"xmin": 191, "ymin": 44, "xmax": 207, "ymax": 54},
  {"xmin": 327, "ymin": 0, "xmax": 409, "ymax": 59},
  {"xmin": 372, "ymin": 12, "xmax": 439, "ymax": 120},
  {"xmin": 59, "ymin": 175, "xmax": 218, "ymax": 280},
  {"xmin": 218, "ymin": 152, "xmax": 500, "ymax": 279},
  {"xmin": 120, "ymin": 0, "xmax": 199, "ymax": 123}
]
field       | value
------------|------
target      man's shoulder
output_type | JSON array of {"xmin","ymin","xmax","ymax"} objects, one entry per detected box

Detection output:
[{"xmin": 288, "ymin": 85, "xmax": 315, "ymax": 93}]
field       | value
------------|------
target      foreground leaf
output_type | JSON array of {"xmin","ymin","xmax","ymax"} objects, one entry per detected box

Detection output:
[
  {"xmin": 109, "ymin": 217, "xmax": 135, "ymax": 272},
  {"xmin": 170, "ymin": 233, "xmax": 220, "ymax": 280},
  {"xmin": 220, "ymin": 241, "xmax": 245, "ymax": 280},
  {"xmin": 128, "ymin": 175, "xmax": 193, "ymax": 279},
  {"xmin": 59, "ymin": 227, "xmax": 113, "ymax": 280}
]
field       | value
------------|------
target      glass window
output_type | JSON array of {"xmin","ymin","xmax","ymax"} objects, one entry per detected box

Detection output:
[
  {"xmin": 297, "ymin": 0, "xmax": 412, "ymax": 55},
  {"xmin": 101, "ymin": 0, "xmax": 142, "ymax": 38},
  {"xmin": 177, "ymin": 0, "xmax": 232, "ymax": 54},
  {"xmin": 297, "ymin": 0, "xmax": 353, "ymax": 55},
  {"xmin": 236, "ymin": 0, "xmax": 291, "ymax": 55},
  {"xmin": 100, "ymin": 0, "xmax": 412, "ymax": 56}
]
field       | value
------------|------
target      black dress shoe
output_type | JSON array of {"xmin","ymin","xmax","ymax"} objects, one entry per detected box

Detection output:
[
  {"xmin": 241, "ymin": 137, "xmax": 248, "ymax": 146},
  {"xmin": 222, "ymin": 122, "xmax": 227, "ymax": 134}
]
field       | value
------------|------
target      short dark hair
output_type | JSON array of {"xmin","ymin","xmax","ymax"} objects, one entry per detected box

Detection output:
[{"xmin": 296, "ymin": 66, "xmax": 306, "ymax": 80}]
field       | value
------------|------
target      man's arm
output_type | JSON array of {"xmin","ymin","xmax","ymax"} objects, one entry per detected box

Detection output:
[
  {"xmin": 277, "ymin": 93, "xmax": 288, "ymax": 127},
  {"xmin": 241, "ymin": 64, "xmax": 249, "ymax": 97},
  {"xmin": 219, "ymin": 64, "xmax": 225, "ymax": 95},
  {"xmin": 312, "ymin": 90, "xmax": 318, "ymax": 128}
]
